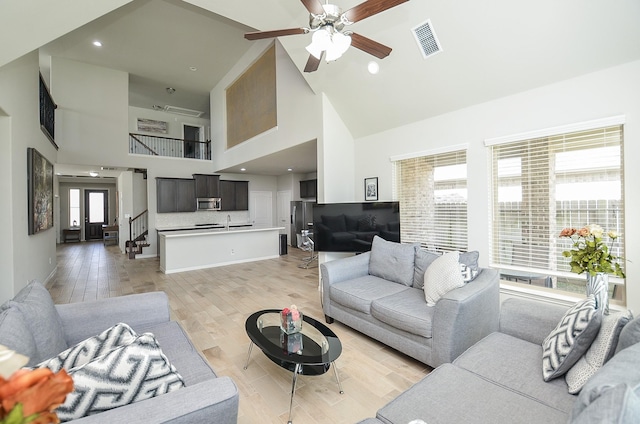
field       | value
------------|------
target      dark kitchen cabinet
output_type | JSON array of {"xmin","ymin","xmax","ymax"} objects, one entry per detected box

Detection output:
[
  {"xmin": 300, "ymin": 179, "xmax": 317, "ymax": 199},
  {"xmin": 156, "ymin": 178, "xmax": 196, "ymax": 213},
  {"xmin": 220, "ymin": 180, "xmax": 249, "ymax": 211},
  {"xmin": 193, "ymin": 174, "xmax": 220, "ymax": 198}
]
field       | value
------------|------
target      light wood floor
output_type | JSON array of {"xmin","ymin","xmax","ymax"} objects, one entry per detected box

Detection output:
[{"xmin": 48, "ymin": 242, "xmax": 430, "ymax": 424}]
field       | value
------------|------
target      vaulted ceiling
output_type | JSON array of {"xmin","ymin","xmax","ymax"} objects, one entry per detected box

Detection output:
[{"xmin": 9, "ymin": 0, "xmax": 640, "ymax": 175}]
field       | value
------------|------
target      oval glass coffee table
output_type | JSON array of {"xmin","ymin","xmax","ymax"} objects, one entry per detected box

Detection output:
[{"xmin": 244, "ymin": 309, "xmax": 343, "ymax": 424}]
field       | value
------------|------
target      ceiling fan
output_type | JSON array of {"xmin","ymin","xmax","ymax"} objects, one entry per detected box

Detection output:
[{"xmin": 244, "ymin": 0, "xmax": 409, "ymax": 72}]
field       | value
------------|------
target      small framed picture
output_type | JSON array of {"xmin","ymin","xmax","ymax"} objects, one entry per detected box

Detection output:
[{"xmin": 364, "ymin": 177, "xmax": 378, "ymax": 201}]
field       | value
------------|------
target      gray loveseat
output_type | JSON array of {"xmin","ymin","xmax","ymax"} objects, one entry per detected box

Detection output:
[
  {"xmin": 0, "ymin": 281, "xmax": 238, "ymax": 423},
  {"xmin": 359, "ymin": 297, "xmax": 640, "ymax": 423},
  {"xmin": 320, "ymin": 237, "xmax": 500, "ymax": 368}
]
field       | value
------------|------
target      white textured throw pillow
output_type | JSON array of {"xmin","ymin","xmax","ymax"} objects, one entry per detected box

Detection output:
[
  {"xmin": 424, "ymin": 251, "xmax": 464, "ymax": 306},
  {"xmin": 542, "ymin": 295, "xmax": 602, "ymax": 381},
  {"xmin": 565, "ymin": 310, "xmax": 632, "ymax": 394}
]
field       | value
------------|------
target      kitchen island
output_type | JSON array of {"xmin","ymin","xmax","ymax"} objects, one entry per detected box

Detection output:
[{"xmin": 157, "ymin": 226, "xmax": 284, "ymax": 274}]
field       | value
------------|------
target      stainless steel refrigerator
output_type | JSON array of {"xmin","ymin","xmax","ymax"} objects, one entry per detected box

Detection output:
[{"xmin": 290, "ymin": 201, "xmax": 314, "ymax": 247}]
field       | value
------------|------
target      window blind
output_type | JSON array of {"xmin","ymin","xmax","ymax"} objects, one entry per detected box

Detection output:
[
  {"xmin": 393, "ymin": 149, "xmax": 468, "ymax": 251},
  {"xmin": 489, "ymin": 125, "xmax": 625, "ymax": 293}
]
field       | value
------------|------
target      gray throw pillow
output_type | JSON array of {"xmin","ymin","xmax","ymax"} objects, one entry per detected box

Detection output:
[
  {"xmin": 0, "ymin": 307, "xmax": 39, "ymax": 367},
  {"xmin": 570, "ymin": 341, "xmax": 640, "ymax": 422},
  {"xmin": 413, "ymin": 249, "xmax": 441, "ymax": 288},
  {"xmin": 615, "ymin": 315, "xmax": 640, "ymax": 354},
  {"xmin": 542, "ymin": 295, "xmax": 602, "ymax": 381},
  {"xmin": 9, "ymin": 280, "xmax": 68, "ymax": 363},
  {"xmin": 369, "ymin": 236, "xmax": 418, "ymax": 286},
  {"xmin": 459, "ymin": 251, "xmax": 479, "ymax": 271},
  {"xmin": 565, "ymin": 310, "xmax": 632, "ymax": 394}
]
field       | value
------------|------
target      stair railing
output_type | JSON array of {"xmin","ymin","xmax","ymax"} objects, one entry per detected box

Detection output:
[{"xmin": 128, "ymin": 210, "xmax": 148, "ymax": 258}]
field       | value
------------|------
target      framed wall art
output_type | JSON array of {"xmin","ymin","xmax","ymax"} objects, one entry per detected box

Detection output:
[
  {"xmin": 137, "ymin": 118, "xmax": 168, "ymax": 134},
  {"xmin": 27, "ymin": 147, "xmax": 54, "ymax": 235},
  {"xmin": 364, "ymin": 177, "xmax": 378, "ymax": 201}
]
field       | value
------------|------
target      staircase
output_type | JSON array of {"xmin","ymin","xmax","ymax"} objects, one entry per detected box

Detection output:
[{"xmin": 127, "ymin": 210, "xmax": 150, "ymax": 259}]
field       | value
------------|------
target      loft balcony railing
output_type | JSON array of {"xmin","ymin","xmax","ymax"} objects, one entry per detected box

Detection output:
[{"xmin": 129, "ymin": 133, "xmax": 211, "ymax": 160}]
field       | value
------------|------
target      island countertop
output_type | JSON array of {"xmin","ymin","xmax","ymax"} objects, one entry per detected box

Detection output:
[{"xmin": 158, "ymin": 226, "xmax": 285, "ymax": 274}]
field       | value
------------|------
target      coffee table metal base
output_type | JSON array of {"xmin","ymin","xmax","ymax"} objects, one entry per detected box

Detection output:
[{"xmin": 244, "ymin": 341, "xmax": 344, "ymax": 424}]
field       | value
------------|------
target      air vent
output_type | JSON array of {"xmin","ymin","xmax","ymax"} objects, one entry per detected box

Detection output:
[
  {"xmin": 412, "ymin": 19, "xmax": 442, "ymax": 59},
  {"xmin": 163, "ymin": 105, "xmax": 204, "ymax": 118}
]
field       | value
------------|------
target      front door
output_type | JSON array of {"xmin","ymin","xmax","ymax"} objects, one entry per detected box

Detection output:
[{"xmin": 84, "ymin": 190, "xmax": 108, "ymax": 240}]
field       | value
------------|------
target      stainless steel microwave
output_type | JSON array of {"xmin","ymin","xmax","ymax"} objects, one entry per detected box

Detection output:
[{"xmin": 196, "ymin": 198, "xmax": 221, "ymax": 211}]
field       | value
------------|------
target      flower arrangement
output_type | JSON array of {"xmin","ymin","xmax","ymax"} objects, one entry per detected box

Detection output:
[
  {"xmin": 559, "ymin": 224, "xmax": 625, "ymax": 277},
  {"xmin": 280, "ymin": 305, "xmax": 302, "ymax": 334},
  {"xmin": 0, "ymin": 346, "xmax": 74, "ymax": 424}
]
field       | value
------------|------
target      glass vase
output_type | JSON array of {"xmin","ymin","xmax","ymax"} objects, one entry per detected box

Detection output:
[
  {"xmin": 586, "ymin": 272, "xmax": 609, "ymax": 315},
  {"xmin": 280, "ymin": 310, "xmax": 303, "ymax": 334}
]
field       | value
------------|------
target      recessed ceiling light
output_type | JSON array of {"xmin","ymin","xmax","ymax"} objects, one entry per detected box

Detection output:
[
  {"xmin": 287, "ymin": 168, "xmax": 293, "ymax": 172},
  {"xmin": 89, "ymin": 171, "xmax": 99, "ymax": 177},
  {"xmin": 189, "ymin": 66, "xmax": 197, "ymax": 71},
  {"xmin": 166, "ymin": 87, "xmax": 175, "ymax": 94},
  {"xmin": 240, "ymin": 168, "xmax": 246, "ymax": 172},
  {"xmin": 92, "ymin": 41, "xmax": 103, "ymax": 47},
  {"xmin": 367, "ymin": 61, "xmax": 379, "ymax": 75}
]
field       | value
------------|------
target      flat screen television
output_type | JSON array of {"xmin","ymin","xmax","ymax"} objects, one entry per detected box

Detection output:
[{"xmin": 312, "ymin": 202, "xmax": 400, "ymax": 252}]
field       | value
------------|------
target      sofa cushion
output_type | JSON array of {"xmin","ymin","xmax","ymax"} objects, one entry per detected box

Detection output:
[
  {"xmin": 330, "ymin": 276, "xmax": 409, "ymax": 315},
  {"xmin": 357, "ymin": 215, "xmax": 376, "ymax": 232},
  {"xmin": 565, "ymin": 310, "xmax": 632, "ymax": 394},
  {"xmin": 137, "ymin": 320, "xmax": 217, "ymax": 386},
  {"xmin": 0, "ymin": 306, "xmax": 39, "ymax": 367},
  {"xmin": 35, "ymin": 322, "xmax": 138, "ymax": 373},
  {"xmin": 413, "ymin": 249, "xmax": 441, "ymax": 288},
  {"xmin": 322, "ymin": 214, "xmax": 347, "ymax": 232},
  {"xmin": 369, "ymin": 236, "xmax": 417, "ymax": 286},
  {"xmin": 454, "ymin": 332, "xmax": 577, "ymax": 412},
  {"xmin": 331, "ymin": 231, "xmax": 358, "ymax": 244},
  {"xmin": 55, "ymin": 333, "xmax": 185, "ymax": 422},
  {"xmin": 542, "ymin": 295, "xmax": 602, "ymax": 381},
  {"xmin": 371, "ymin": 288, "xmax": 435, "ymax": 338},
  {"xmin": 423, "ymin": 251, "xmax": 464, "ymax": 306},
  {"xmin": 615, "ymin": 314, "xmax": 640, "ymax": 354},
  {"xmin": 8, "ymin": 280, "xmax": 67, "ymax": 363},
  {"xmin": 570, "ymin": 341, "xmax": 640, "ymax": 423},
  {"xmin": 376, "ymin": 364, "xmax": 570, "ymax": 424}
]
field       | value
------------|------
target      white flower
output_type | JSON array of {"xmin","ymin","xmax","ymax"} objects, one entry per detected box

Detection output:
[
  {"xmin": 588, "ymin": 224, "xmax": 604, "ymax": 238},
  {"xmin": 608, "ymin": 230, "xmax": 619, "ymax": 239}
]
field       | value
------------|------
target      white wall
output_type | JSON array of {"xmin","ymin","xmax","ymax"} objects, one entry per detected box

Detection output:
[
  {"xmin": 209, "ymin": 41, "xmax": 320, "ymax": 173},
  {"xmin": 353, "ymin": 60, "xmax": 640, "ymax": 314},
  {"xmin": 0, "ymin": 51, "xmax": 58, "ymax": 302},
  {"xmin": 319, "ymin": 93, "xmax": 355, "ymax": 203}
]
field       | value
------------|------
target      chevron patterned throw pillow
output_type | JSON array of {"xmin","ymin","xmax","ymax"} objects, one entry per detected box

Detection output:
[
  {"xmin": 56, "ymin": 333, "xmax": 185, "ymax": 421},
  {"xmin": 542, "ymin": 295, "xmax": 602, "ymax": 381},
  {"xmin": 36, "ymin": 322, "xmax": 138, "ymax": 373}
]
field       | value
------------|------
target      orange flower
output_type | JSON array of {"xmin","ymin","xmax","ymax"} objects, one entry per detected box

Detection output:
[
  {"xmin": 0, "ymin": 368, "xmax": 73, "ymax": 419},
  {"xmin": 559, "ymin": 227, "xmax": 577, "ymax": 237}
]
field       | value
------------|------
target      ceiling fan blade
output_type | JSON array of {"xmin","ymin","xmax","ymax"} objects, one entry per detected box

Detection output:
[
  {"xmin": 304, "ymin": 53, "xmax": 323, "ymax": 73},
  {"xmin": 343, "ymin": 0, "xmax": 409, "ymax": 23},
  {"xmin": 350, "ymin": 33, "xmax": 392, "ymax": 59},
  {"xmin": 300, "ymin": 0, "xmax": 325, "ymax": 16},
  {"xmin": 244, "ymin": 28, "xmax": 307, "ymax": 40}
]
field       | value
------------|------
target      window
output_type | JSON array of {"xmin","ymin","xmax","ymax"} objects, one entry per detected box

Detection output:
[
  {"xmin": 393, "ymin": 149, "xmax": 468, "ymax": 251},
  {"xmin": 488, "ymin": 123, "xmax": 625, "ymax": 300},
  {"xmin": 69, "ymin": 189, "xmax": 80, "ymax": 227}
]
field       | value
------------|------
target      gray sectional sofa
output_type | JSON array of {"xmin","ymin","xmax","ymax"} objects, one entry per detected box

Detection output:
[
  {"xmin": 320, "ymin": 236, "xmax": 500, "ymax": 368},
  {"xmin": 359, "ymin": 297, "xmax": 640, "ymax": 424},
  {"xmin": 0, "ymin": 281, "xmax": 239, "ymax": 423}
]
